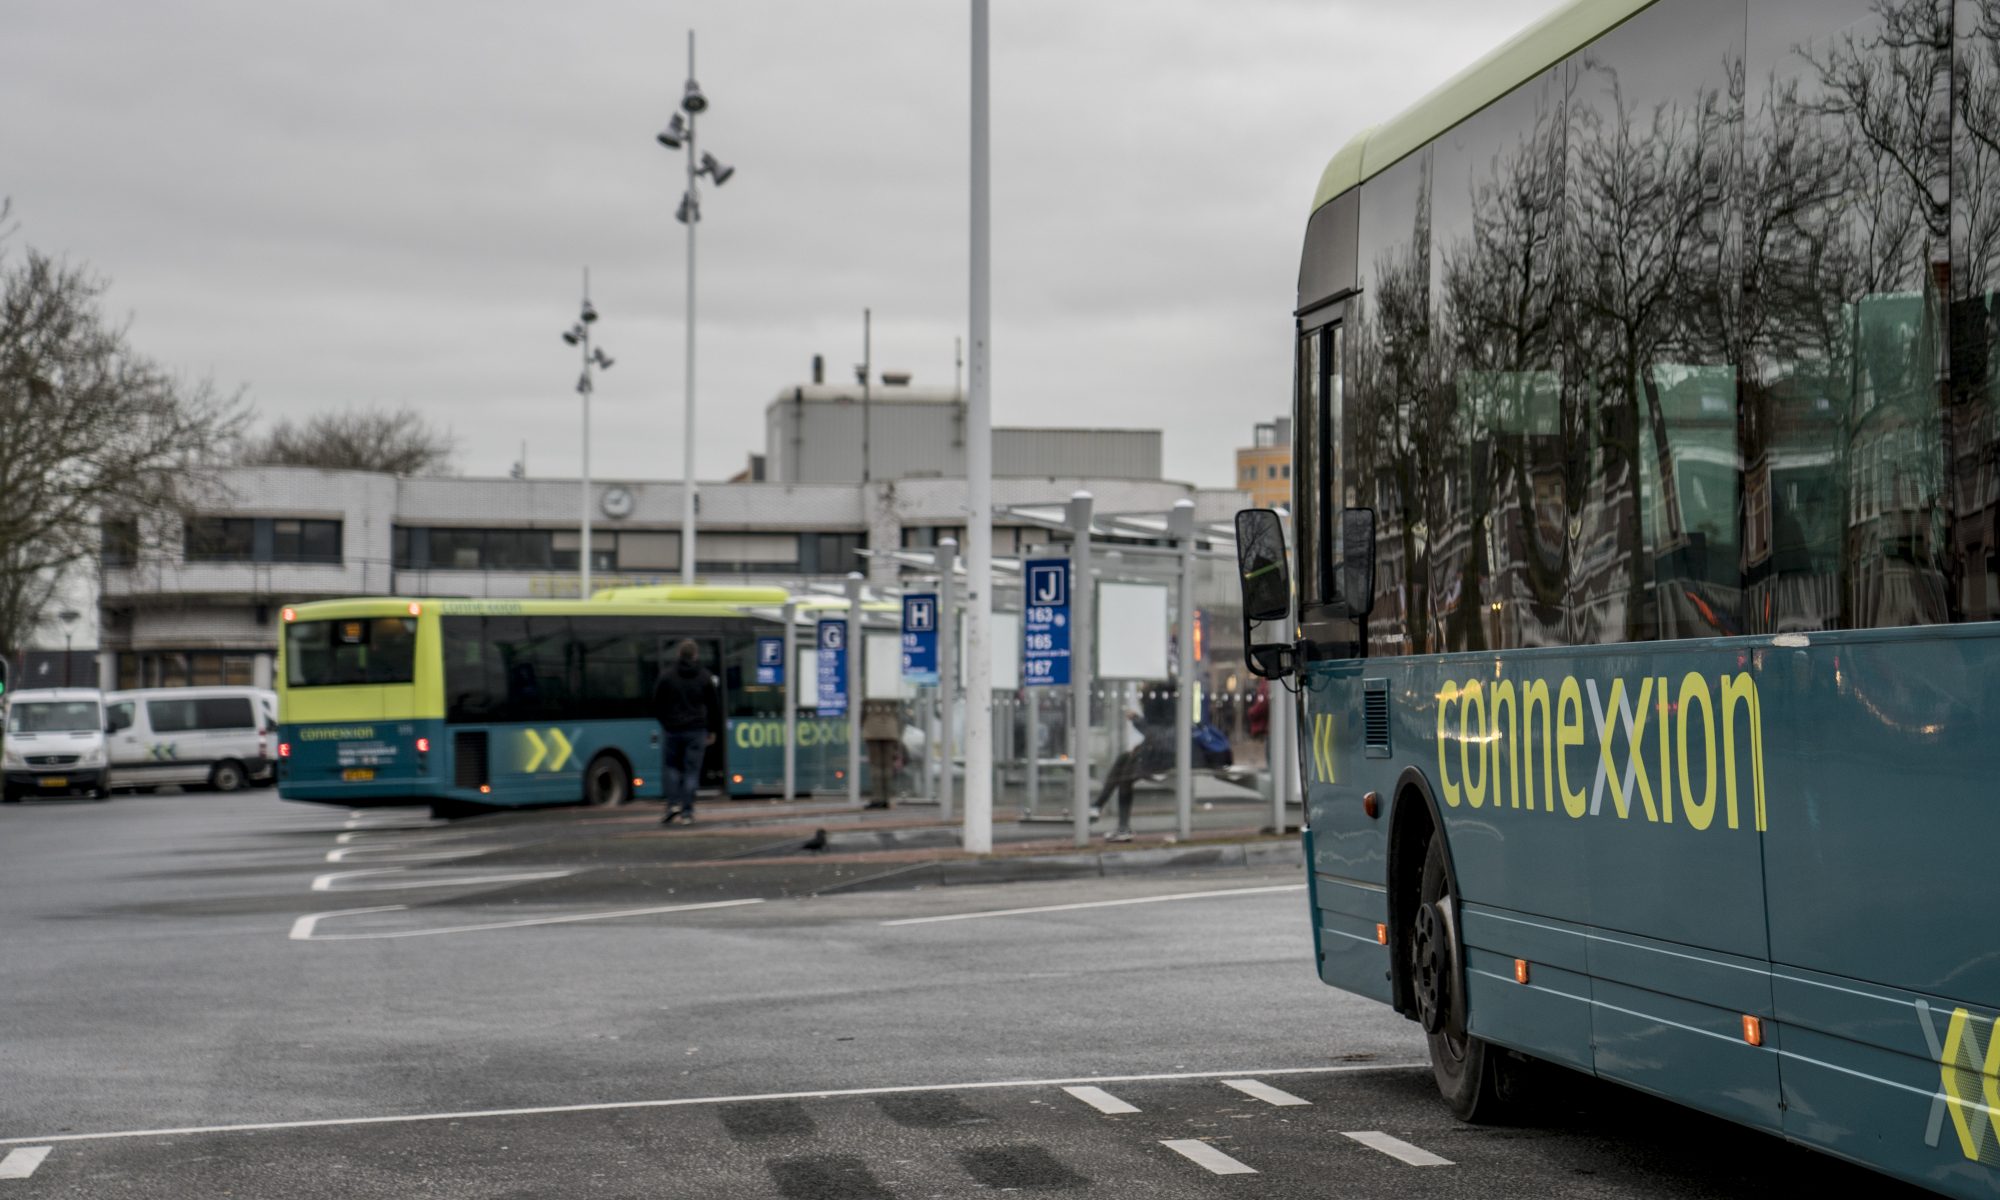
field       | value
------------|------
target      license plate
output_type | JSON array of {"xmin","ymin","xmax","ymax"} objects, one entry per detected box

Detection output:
[
  {"xmin": 343, "ymin": 768, "xmax": 375, "ymax": 781},
  {"xmin": 40, "ymin": 776, "xmax": 67, "ymax": 788}
]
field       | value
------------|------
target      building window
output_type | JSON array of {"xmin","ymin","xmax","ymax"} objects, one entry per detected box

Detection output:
[
  {"xmin": 185, "ymin": 517, "xmax": 255, "ymax": 562},
  {"xmin": 101, "ymin": 517, "xmax": 140, "ymax": 567},
  {"xmin": 1281, "ymin": 464, "xmax": 1291, "ymax": 479},
  {"xmin": 271, "ymin": 519, "xmax": 342, "ymax": 563}
]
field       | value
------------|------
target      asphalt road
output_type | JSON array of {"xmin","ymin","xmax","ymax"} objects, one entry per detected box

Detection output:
[{"xmin": 0, "ymin": 792, "xmax": 1933, "ymax": 1198}]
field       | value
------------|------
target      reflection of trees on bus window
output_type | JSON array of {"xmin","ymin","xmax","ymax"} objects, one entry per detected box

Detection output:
[
  {"xmin": 440, "ymin": 616, "xmax": 769, "ymax": 724},
  {"xmin": 1331, "ymin": 0, "xmax": 2000, "ymax": 655},
  {"xmin": 285, "ymin": 618, "xmax": 417, "ymax": 687}
]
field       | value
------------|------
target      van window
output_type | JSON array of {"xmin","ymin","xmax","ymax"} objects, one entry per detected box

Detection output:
[
  {"xmin": 148, "ymin": 696, "xmax": 257, "ymax": 733},
  {"xmin": 107, "ymin": 702, "xmax": 135, "ymax": 733}
]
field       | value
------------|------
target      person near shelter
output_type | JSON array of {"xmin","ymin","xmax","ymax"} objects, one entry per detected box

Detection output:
[
  {"xmin": 654, "ymin": 640, "xmax": 722, "ymax": 825},
  {"xmin": 861, "ymin": 699, "xmax": 902, "ymax": 809},
  {"xmin": 1091, "ymin": 684, "xmax": 1178, "ymax": 841}
]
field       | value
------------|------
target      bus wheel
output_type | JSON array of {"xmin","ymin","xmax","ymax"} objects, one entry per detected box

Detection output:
[
  {"xmin": 1415, "ymin": 837, "xmax": 1518, "ymax": 1123},
  {"xmin": 582, "ymin": 754, "xmax": 631, "ymax": 807}
]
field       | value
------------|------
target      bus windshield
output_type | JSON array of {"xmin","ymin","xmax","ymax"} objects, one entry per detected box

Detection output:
[
  {"xmin": 287, "ymin": 617, "xmax": 417, "ymax": 687},
  {"xmin": 7, "ymin": 701, "xmax": 101, "ymax": 733}
]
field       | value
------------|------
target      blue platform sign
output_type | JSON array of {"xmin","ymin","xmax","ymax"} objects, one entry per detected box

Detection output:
[
  {"xmin": 901, "ymin": 593, "xmax": 940, "ymax": 684},
  {"xmin": 816, "ymin": 618, "xmax": 848, "ymax": 716},
  {"xmin": 755, "ymin": 637, "xmax": 784, "ymax": 687},
  {"xmin": 1022, "ymin": 558, "xmax": 1071, "ymax": 687}
]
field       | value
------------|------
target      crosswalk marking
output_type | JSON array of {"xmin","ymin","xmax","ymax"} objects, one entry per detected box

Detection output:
[
  {"xmin": 1222, "ymin": 1078, "xmax": 1311, "ymax": 1106},
  {"xmin": 1342, "ymin": 1130, "xmax": 1453, "ymax": 1166},
  {"xmin": 0, "ymin": 1147, "xmax": 50, "ymax": 1180},
  {"xmin": 1161, "ymin": 1139, "xmax": 1257, "ymax": 1175},
  {"xmin": 1061, "ymin": 1085, "xmax": 1139, "ymax": 1115}
]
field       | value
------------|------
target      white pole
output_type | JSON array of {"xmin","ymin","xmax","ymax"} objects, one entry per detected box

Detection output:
[
  {"xmin": 846, "ymin": 572, "xmax": 864, "ymax": 806},
  {"xmin": 1024, "ymin": 687, "xmax": 1039, "ymax": 816},
  {"xmin": 1272, "ymin": 672, "xmax": 1293, "ymax": 832},
  {"xmin": 680, "ymin": 31, "xmax": 700, "ymax": 586},
  {"xmin": 963, "ymin": 0, "xmax": 994, "ymax": 854},
  {"xmin": 1067, "ymin": 491, "xmax": 1094, "ymax": 847},
  {"xmin": 782, "ymin": 599, "xmax": 798, "ymax": 800},
  {"xmin": 935, "ymin": 539, "xmax": 957, "ymax": 821},
  {"xmin": 580, "ymin": 268, "xmax": 593, "ymax": 600},
  {"xmin": 1170, "ymin": 499, "xmax": 1196, "ymax": 839}
]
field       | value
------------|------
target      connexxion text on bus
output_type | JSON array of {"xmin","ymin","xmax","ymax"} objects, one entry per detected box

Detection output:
[
  {"xmin": 1236, "ymin": 0, "xmax": 2000, "ymax": 1194},
  {"xmin": 275, "ymin": 590, "xmax": 846, "ymax": 818}
]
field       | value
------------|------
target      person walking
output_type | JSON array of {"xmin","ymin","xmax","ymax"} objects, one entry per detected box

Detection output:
[
  {"xmin": 654, "ymin": 640, "xmax": 722, "ymax": 825},
  {"xmin": 861, "ymin": 699, "xmax": 902, "ymax": 809},
  {"xmin": 1092, "ymin": 684, "xmax": 1177, "ymax": 841}
]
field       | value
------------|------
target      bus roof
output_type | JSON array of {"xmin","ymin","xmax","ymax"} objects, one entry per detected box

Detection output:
[
  {"xmin": 589, "ymin": 584, "xmax": 791, "ymax": 606},
  {"xmin": 1310, "ymin": 0, "xmax": 1654, "ymax": 214},
  {"xmin": 282, "ymin": 596, "xmax": 781, "ymax": 622}
]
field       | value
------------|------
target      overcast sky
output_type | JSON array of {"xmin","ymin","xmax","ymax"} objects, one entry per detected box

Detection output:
[{"xmin": 5, "ymin": 0, "xmax": 1554, "ymax": 491}]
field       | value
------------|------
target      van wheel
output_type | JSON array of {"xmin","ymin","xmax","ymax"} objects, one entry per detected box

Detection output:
[
  {"xmin": 582, "ymin": 754, "xmax": 632, "ymax": 807},
  {"xmin": 209, "ymin": 761, "xmax": 247, "ymax": 793},
  {"xmin": 1415, "ymin": 837, "xmax": 1526, "ymax": 1123}
]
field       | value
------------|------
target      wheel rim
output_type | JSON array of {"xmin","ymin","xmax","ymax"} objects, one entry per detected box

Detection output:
[
  {"xmin": 216, "ymin": 766, "xmax": 241, "ymax": 792},
  {"xmin": 587, "ymin": 761, "xmax": 623, "ymax": 806},
  {"xmin": 1412, "ymin": 902, "xmax": 1446, "ymax": 1034}
]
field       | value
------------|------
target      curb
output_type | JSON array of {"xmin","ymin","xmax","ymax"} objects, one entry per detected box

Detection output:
[{"xmin": 815, "ymin": 835, "xmax": 1304, "ymax": 895}]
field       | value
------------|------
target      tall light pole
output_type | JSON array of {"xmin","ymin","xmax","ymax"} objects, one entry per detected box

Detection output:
[
  {"xmin": 561, "ymin": 272, "xmax": 613, "ymax": 599},
  {"xmin": 58, "ymin": 609, "xmax": 80, "ymax": 688},
  {"xmin": 655, "ymin": 31, "xmax": 735, "ymax": 586},
  {"xmin": 963, "ymin": 0, "xmax": 995, "ymax": 853}
]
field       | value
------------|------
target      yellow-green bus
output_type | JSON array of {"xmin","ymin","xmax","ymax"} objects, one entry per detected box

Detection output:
[{"xmin": 275, "ymin": 590, "xmax": 847, "ymax": 818}]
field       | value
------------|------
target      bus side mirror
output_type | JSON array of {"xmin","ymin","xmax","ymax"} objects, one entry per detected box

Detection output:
[
  {"xmin": 1234, "ymin": 508, "xmax": 1295, "ymax": 680},
  {"xmin": 1341, "ymin": 507, "xmax": 1377, "ymax": 620}
]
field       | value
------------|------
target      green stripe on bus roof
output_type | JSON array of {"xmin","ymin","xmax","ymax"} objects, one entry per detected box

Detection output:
[{"xmin": 1310, "ymin": 0, "xmax": 1656, "ymax": 213}]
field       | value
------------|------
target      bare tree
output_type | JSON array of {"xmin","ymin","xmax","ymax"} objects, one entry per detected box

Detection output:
[
  {"xmin": 243, "ymin": 407, "xmax": 456, "ymax": 476},
  {"xmin": 0, "ymin": 230, "xmax": 246, "ymax": 658}
]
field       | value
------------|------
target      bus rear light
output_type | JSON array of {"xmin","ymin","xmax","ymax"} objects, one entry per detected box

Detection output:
[
  {"xmin": 1514, "ymin": 959, "xmax": 1530, "ymax": 984},
  {"xmin": 407, "ymin": 602, "xmax": 423, "ymax": 616},
  {"xmin": 415, "ymin": 737, "xmax": 430, "ymax": 753},
  {"xmin": 1742, "ymin": 1015, "xmax": 1763, "ymax": 1046},
  {"xmin": 1375, "ymin": 923, "xmax": 1388, "ymax": 945},
  {"xmin": 278, "ymin": 742, "xmax": 291, "ymax": 758}
]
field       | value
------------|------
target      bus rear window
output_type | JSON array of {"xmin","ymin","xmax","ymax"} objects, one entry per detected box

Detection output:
[{"xmin": 286, "ymin": 618, "xmax": 417, "ymax": 688}]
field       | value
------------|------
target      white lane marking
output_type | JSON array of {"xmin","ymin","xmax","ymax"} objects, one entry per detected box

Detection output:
[
  {"xmin": 1161, "ymin": 1139, "xmax": 1257, "ymax": 1175},
  {"xmin": 0, "ymin": 1147, "xmax": 50, "ymax": 1179},
  {"xmin": 289, "ymin": 906, "xmax": 407, "ymax": 941},
  {"xmin": 0, "ymin": 1063, "xmax": 1424, "ymax": 1147},
  {"xmin": 334, "ymin": 829, "xmax": 483, "ymax": 846},
  {"xmin": 309, "ymin": 868, "xmax": 571, "ymax": 893},
  {"xmin": 1342, "ymin": 1130, "xmax": 1453, "ymax": 1166},
  {"xmin": 1061, "ymin": 1085, "xmax": 1139, "ymax": 1115},
  {"xmin": 323, "ymin": 846, "xmax": 491, "ymax": 864},
  {"xmin": 881, "ymin": 883, "xmax": 1305, "ymax": 926},
  {"xmin": 298, "ymin": 898, "xmax": 764, "ymax": 941},
  {"xmin": 1221, "ymin": 1078, "xmax": 1311, "ymax": 1106}
]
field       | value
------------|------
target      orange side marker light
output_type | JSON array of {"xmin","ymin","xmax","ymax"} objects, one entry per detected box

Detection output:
[
  {"xmin": 1375, "ymin": 923, "xmax": 1388, "ymax": 945},
  {"xmin": 1742, "ymin": 1015, "xmax": 1763, "ymax": 1046},
  {"xmin": 1514, "ymin": 959, "xmax": 1530, "ymax": 985}
]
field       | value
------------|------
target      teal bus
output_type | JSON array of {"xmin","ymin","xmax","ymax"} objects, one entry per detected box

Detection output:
[
  {"xmin": 1236, "ymin": 0, "xmax": 2000, "ymax": 1193},
  {"xmin": 275, "ymin": 589, "xmax": 849, "ymax": 817}
]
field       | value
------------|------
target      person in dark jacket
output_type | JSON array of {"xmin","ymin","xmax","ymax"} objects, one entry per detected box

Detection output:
[
  {"xmin": 654, "ymin": 640, "xmax": 722, "ymax": 825},
  {"xmin": 1091, "ymin": 684, "xmax": 1177, "ymax": 841}
]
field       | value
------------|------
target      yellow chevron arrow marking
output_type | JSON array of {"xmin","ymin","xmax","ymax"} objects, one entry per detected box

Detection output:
[
  {"xmin": 546, "ymin": 728, "xmax": 575, "ymax": 772},
  {"xmin": 1317, "ymin": 715, "xmax": 1336, "ymax": 783},
  {"xmin": 522, "ymin": 728, "xmax": 548, "ymax": 773}
]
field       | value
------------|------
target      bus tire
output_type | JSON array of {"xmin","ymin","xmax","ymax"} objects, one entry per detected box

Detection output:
[
  {"xmin": 582, "ymin": 753, "xmax": 632, "ymax": 807},
  {"xmin": 209, "ymin": 760, "xmax": 247, "ymax": 794},
  {"xmin": 1415, "ymin": 836, "xmax": 1518, "ymax": 1123}
]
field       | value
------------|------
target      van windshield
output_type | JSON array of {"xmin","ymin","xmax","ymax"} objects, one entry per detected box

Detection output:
[{"xmin": 7, "ymin": 701, "xmax": 101, "ymax": 733}]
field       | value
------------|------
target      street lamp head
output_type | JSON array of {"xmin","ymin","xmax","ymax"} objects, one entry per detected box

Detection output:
[
  {"xmin": 675, "ymin": 192, "xmax": 700, "ymax": 225},
  {"xmin": 592, "ymin": 349, "xmax": 615, "ymax": 369},
  {"xmin": 580, "ymin": 299, "xmax": 599, "ymax": 324},
  {"xmin": 577, "ymin": 372, "xmax": 593, "ymax": 395},
  {"xmin": 699, "ymin": 151, "xmax": 735, "ymax": 185},
  {"xmin": 681, "ymin": 78, "xmax": 708, "ymax": 113},
  {"xmin": 561, "ymin": 328, "xmax": 581, "ymax": 346},
  {"xmin": 655, "ymin": 113, "xmax": 687, "ymax": 149}
]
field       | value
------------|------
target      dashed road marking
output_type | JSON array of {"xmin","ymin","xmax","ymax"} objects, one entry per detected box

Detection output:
[
  {"xmin": 880, "ymin": 883, "xmax": 1305, "ymax": 926},
  {"xmin": 1061, "ymin": 1085, "xmax": 1139, "ymax": 1115},
  {"xmin": 1161, "ymin": 1139, "xmax": 1257, "ymax": 1175},
  {"xmin": 294, "ymin": 898, "xmax": 764, "ymax": 941},
  {"xmin": 309, "ymin": 867, "xmax": 571, "ymax": 893},
  {"xmin": 289, "ymin": 906, "xmax": 407, "ymax": 941},
  {"xmin": 323, "ymin": 846, "xmax": 492, "ymax": 864},
  {"xmin": 1343, "ymin": 1130, "xmax": 1453, "ymax": 1166},
  {"xmin": 0, "ymin": 1147, "xmax": 50, "ymax": 1179},
  {"xmin": 1222, "ymin": 1078, "xmax": 1311, "ymax": 1106},
  {"xmin": 0, "ymin": 1063, "xmax": 1421, "ymax": 1146}
]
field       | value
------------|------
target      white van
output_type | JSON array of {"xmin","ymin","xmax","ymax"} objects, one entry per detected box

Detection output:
[
  {"xmin": 2, "ymin": 689, "xmax": 111, "ymax": 802},
  {"xmin": 105, "ymin": 687, "xmax": 278, "ymax": 794}
]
